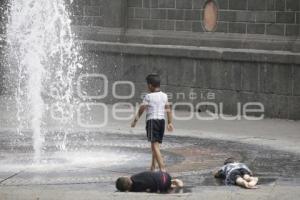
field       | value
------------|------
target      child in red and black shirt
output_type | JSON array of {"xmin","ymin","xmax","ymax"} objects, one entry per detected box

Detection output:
[{"xmin": 116, "ymin": 171, "xmax": 183, "ymax": 193}]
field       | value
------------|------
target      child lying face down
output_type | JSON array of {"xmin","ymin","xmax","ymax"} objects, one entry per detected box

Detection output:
[
  {"xmin": 214, "ymin": 157, "xmax": 259, "ymax": 189},
  {"xmin": 116, "ymin": 171, "xmax": 183, "ymax": 193}
]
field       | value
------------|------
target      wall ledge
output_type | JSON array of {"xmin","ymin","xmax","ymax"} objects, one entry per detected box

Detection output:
[
  {"xmin": 73, "ymin": 26, "xmax": 300, "ymax": 53},
  {"xmin": 81, "ymin": 40, "xmax": 300, "ymax": 65}
]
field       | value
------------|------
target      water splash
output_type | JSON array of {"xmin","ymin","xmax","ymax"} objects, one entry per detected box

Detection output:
[{"xmin": 6, "ymin": 0, "xmax": 81, "ymax": 162}]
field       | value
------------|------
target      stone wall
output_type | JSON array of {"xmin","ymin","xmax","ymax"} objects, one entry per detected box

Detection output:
[
  {"xmin": 70, "ymin": 0, "xmax": 124, "ymax": 28},
  {"xmin": 0, "ymin": 42, "xmax": 3, "ymax": 95},
  {"xmin": 71, "ymin": 0, "xmax": 104, "ymax": 27},
  {"xmin": 0, "ymin": 0, "xmax": 299, "ymax": 120},
  {"xmin": 80, "ymin": 42, "xmax": 300, "ymax": 120},
  {"xmin": 0, "ymin": 0, "xmax": 7, "ymax": 35},
  {"xmin": 70, "ymin": 0, "xmax": 300, "ymax": 52},
  {"xmin": 0, "ymin": 1, "xmax": 7, "ymax": 95},
  {"xmin": 126, "ymin": 0, "xmax": 299, "ymax": 36},
  {"xmin": 71, "ymin": 0, "xmax": 300, "ymax": 37},
  {"xmin": 69, "ymin": 0, "xmax": 300, "ymax": 120}
]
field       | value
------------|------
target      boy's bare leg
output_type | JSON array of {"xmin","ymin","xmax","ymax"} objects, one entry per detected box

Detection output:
[
  {"xmin": 248, "ymin": 177, "xmax": 258, "ymax": 187},
  {"xmin": 236, "ymin": 177, "xmax": 257, "ymax": 189},
  {"xmin": 243, "ymin": 175, "xmax": 258, "ymax": 187},
  {"xmin": 236, "ymin": 177, "xmax": 250, "ymax": 188},
  {"xmin": 150, "ymin": 149, "xmax": 157, "ymax": 171},
  {"xmin": 151, "ymin": 142, "xmax": 166, "ymax": 172},
  {"xmin": 243, "ymin": 174, "xmax": 251, "ymax": 181}
]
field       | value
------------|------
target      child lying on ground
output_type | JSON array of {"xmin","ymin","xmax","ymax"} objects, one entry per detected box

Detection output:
[
  {"xmin": 116, "ymin": 171, "xmax": 183, "ymax": 193},
  {"xmin": 214, "ymin": 157, "xmax": 259, "ymax": 189}
]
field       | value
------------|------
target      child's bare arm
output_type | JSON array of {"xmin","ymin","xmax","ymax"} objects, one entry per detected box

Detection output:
[
  {"xmin": 165, "ymin": 103, "xmax": 174, "ymax": 132},
  {"xmin": 171, "ymin": 179, "xmax": 184, "ymax": 188},
  {"xmin": 131, "ymin": 105, "xmax": 146, "ymax": 127}
]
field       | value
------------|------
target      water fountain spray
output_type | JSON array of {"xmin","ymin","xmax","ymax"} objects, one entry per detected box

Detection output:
[{"xmin": 6, "ymin": 0, "xmax": 81, "ymax": 162}]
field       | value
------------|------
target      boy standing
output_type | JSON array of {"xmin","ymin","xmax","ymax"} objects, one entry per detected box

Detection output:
[{"xmin": 131, "ymin": 74, "xmax": 173, "ymax": 172}]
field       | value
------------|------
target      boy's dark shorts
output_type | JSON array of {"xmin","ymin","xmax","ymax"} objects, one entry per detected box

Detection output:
[
  {"xmin": 226, "ymin": 168, "xmax": 251, "ymax": 185},
  {"xmin": 146, "ymin": 119, "xmax": 165, "ymax": 143}
]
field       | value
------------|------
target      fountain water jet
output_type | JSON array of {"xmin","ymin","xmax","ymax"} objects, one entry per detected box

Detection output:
[{"xmin": 6, "ymin": 0, "xmax": 81, "ymax": 162}]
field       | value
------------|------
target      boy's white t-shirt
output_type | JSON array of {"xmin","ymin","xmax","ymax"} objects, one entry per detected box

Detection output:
[{"xmin": 143, "ymin": 91, "xmax": 168, "ymax": 121}]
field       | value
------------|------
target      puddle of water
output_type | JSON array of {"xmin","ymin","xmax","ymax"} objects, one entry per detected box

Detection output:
[
  {"xmin": 168, "ymin": 186, "xmax": 192, "ymax": 194},
  {"xmin": 0, "ymin": 151, "xmax": 140, "ymax": 172}
]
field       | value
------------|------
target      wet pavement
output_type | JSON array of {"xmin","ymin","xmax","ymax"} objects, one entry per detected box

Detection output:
[
  {"xmin": 0, "ymin": 130, "xmax": 300, "ymax": 193},
  {"xmin": 1, "ymin": 96, "xmax": 300, "ymax": 199}
]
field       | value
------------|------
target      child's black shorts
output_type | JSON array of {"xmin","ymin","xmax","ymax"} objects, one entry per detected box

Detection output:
[
  {"xmin": 226, "ymin": 168, "xmax": 251, "ymax": 185},
  {"xmin": 146, "ymin": 119, "xmax": 165, "ymax": 143}
]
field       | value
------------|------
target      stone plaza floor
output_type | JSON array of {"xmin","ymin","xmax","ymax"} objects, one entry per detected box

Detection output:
[{"xmin": 0, "ymin": 95, "xmax": 300, "ymax": 199}]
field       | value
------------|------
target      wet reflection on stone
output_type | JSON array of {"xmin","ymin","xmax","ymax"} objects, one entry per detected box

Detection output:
[
  {"xmin": 168, "ymin": 186, "xmax": 193, "ymax": 194},
  {"xmin": 0, "ymin": 131, "xmax": 300, "ymax": 191}
]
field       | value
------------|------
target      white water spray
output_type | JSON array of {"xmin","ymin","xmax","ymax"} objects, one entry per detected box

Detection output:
[{"xmin": 6, "ymin": 0, "xmax": 81, "ymax": 162}]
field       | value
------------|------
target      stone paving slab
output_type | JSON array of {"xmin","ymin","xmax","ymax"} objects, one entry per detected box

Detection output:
[
  {"xmin": 1, "ymin": 95, "xmax": 300, "ymax": 153},
  {"xmin": 1, "ymin": 185, "xmax": 300, "ymax": 200},
  {"xmin": 1, "ymin": 97, "xmax": 300, "ymax": 199}
]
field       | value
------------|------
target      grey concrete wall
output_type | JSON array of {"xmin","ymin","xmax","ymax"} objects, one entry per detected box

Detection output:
[
  {"xmin": 80, "ymin": 43, "xmax": 300, "ymax": 120},
  {"xmin": 0, "ymin": 0, "xmax": 8, "ymax": 34},
  {"xmin": 71, "ymin": 0, "xmax": 300, "ymax": 37},
  {"xmin": 126, "ymin": 0, "xmax": 299, "ymax": 36},
  {"xmin": 71, "ymin": 0, "xmax": 125, "ymax": 28},
  {"xmin": 69, "ymin": 0, "xmax": 300, "ymax": 120},
  {"xmin": 0, "ymin": 0, "xmax": 299, "ymax": 120},
  {"xmin": 0, "ymin": 42, "xmax": 3, "ymax": 95},
  {"xmin": 0, "ymin": 1, "xmax": 6, "ymax": 95},
  {"xmin": 70, "ymin": 0, "xmax": 300, "ymax": 52}
]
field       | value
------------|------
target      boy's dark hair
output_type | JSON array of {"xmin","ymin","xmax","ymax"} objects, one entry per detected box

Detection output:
[
  {"xmin": 146, "ymin": 74, "xmax": 160, "ymax": 88},
  {"xmin": 116, "ymin": 177, "xmax": 131, "ymax": 192},
  {"xmin": 224, "ymin": 157, "xmax": 236, "ymax": 165}
]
